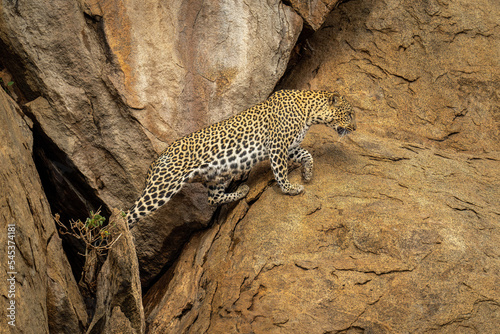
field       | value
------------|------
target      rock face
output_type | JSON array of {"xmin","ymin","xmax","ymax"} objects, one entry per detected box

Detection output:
[
  {"xmin": 280, "ymin": 0, "xmax": 500, "ymax": 152},
  {"xmin": 0, "ymin": 0, "xmax": 303, "ymax": 286},
  {"xmin": 1, "ymin": 0, "xmax": 302, "ymax": 207},
  {"xmin": 0, "ymin": 89, "xmax": 87, "ymax": 333},
  {"xmin": 1, "ymin": 0, "xmax": 499, "ymax": 333},
  {"xmin": 143, "ymin": 128, "xmax": 500, "ymax": 333},
  {"xmin": 143, "ymin": 0, "xmax": 500, "ymax": 332},
  {"xmin": 87, "ymin": 209, "xmax": 145, "ymax": 334}
]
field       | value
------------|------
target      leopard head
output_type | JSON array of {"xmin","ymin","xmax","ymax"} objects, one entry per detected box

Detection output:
[{"xmin": 316, "ymin": 92, "xmax": 356, "ymax": 136}]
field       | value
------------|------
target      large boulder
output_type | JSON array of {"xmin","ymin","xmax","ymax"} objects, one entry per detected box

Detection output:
[
  {"xmin": 0, "ymin": 89, "xmax": 87, "ymax": 333},
  {"xmin": 144, "ymin": 127, "xmax": 500, "ymax": 333},
  {"xmin": 0, "ymin": 0, "xmax": 302, "ymax": 206},
  {"xmin": 143, "ymin": 0, "xmax": 500, "ymax": 332},
  {"xmin": 0, "ymin": 0, "xmax": 302, "ymax": 286}
]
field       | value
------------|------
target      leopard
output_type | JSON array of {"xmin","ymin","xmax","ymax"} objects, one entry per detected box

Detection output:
[{"xmin": 127, "ymin": 89, "xmax": 356, "ymax": 228}]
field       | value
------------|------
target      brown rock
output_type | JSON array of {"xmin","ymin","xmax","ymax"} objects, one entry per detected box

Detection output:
[
  {"xmin": 279, "ymin": 0, "xmax": 500, "ymax": 152},
  {"xmin": 0, "ymin": 0, "xmax": 303, "ymax": 284},
  {"xmin": 0, "ymin": 0, "xmax": 302, "ymax": 204},
  {"xmin": 132, "ymin": 182, "xmax": 216, "ymax": 287},
  {"xmin": 0, "ymin": 89, "xmax": 87, "ymax": 333},
  {"xmin": 144, "ymin": 127, "xmax": 500, "ymax": 333},
  {"xmin": 87, "ymin": 208, "xmax": 145, "ymax": 334},
  {"xmin": 287, "ymin": 0, "xmax": 341, "ymax": 30},
  {"xmin": 2, "ymin": 0, "xmax": 499, "ymax": 332},
  {"xmin": 143, "ymin": 0, "xmax": 500, "ymax": 332}
]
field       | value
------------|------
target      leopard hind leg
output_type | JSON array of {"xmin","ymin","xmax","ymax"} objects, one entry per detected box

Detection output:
[
  {"xmin": 127, "ymin": 161, "xmax": 186, "ymax": 228},
  {"xmin": 207, "ymin": 178, "xmax": 249, "ymax": 206}
]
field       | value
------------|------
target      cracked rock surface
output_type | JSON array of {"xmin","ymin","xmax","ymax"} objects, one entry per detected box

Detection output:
[
  {"xmin": 1, "ymin": 0, "xmax": 499, "ymax": 332},
  {"xmin": 0, "ymin": 89, "xmax": 87, "ymax": 333},
  {"xmin": 280, "ymin": 0, "xmax": 500, "ymax": 152},
  {"xmin": 143, "ymin": 0, "xmax": 500, "ymax": 332},
  {"xmin": 0, "ymin": 0, "xmax": 302, "ymax": 288},
  {"xmin": 144, "ymin": 128, "xmax": 499, "ymax": 333}
]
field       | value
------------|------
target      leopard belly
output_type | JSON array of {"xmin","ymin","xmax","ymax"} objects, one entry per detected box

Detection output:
[{"xmin": 189, "ymin": 143, "xmax": 268, "ymax": 182}]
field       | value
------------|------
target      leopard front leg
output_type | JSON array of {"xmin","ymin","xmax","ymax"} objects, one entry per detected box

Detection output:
[
  {"xmin": 270, "ymin": 148, "xmax": 304, "ymax": 195},
  {"xmin": 288, "ymin": 146, "xmax": 313, "ymax": 182},
  {"xmin": 207, "ymin": 179, "xmax": 250, "ymax": 205}
]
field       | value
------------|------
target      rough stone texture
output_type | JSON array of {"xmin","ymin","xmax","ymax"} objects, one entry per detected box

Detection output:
[
  {"xmin": 1, "ymin": 0, "xmax": 499, "ymax": 332},
  {"xmin": 0, "ymin": 0, "xmax": 302, "ymax": 205},
  {"xmin": 0, "ymin": 0, "xmax": 302, "ymax": 286},
  {"xmin": 144, "ymin": 127, "xmax": 500, "ymax": 333},
  {"xmin": 287, "ymin": 0, "xmax": 340, "ymax": 30},
  {"xmin": 87, "ymin": 208, "xmax": 145, "ymax": 334},
  {"xmin": 143, "ymin": 0, "xmax": 500, "ymax": 332},
  {"xmin": 132, "ymin": 183, "xmax": 216, "ymax": 287},
  {"xmin": 0, "ymin": 89, "xmax": 87, "ymax": 333},
  {"xmin": 280, "ymin": 0, "xmax": 500, "ymax": 153}
]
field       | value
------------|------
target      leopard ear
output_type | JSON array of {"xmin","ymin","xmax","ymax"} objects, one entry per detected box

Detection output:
[{"xmin": 329, "ymin": 92, "xmax": 341, "ymax": 105}]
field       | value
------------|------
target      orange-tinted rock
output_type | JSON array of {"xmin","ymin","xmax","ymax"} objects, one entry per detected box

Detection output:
[
  {"xmin": 287, "ymin": 0, "xmax": 341, "ymax": 30},
  {"xmin": 280, "ymin": 0, "xmax": 500, "ymax": 152},
  {"xmin": 1, "ymin": 0, "xmax": 499, "ymax": 332},
  {"xmin": 0, "ymin": 89, "xmax": 87, "ymax": 333},
  {"xmin": 0, "ymin": 0, "xmax": 302, "ymax": 285},
  {"xmin": 144, "ymin": 127, "xmax": 500, "ymax": 333},
  {"xmin": 143, "ymin": 0, "xmax": 500, "ymax": 332}
]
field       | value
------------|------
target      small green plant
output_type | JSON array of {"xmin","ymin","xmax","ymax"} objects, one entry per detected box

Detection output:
[
  {"xmin": 55, "ymin": 209, "xmax": 122, "ymax": 293},
  {"xmin": 0, "ymin": 78, "xmax": 14, "ymax": 92},
  {"xmin": 55, "ymin": 209, "xmax": 121, "ymax": 257}
]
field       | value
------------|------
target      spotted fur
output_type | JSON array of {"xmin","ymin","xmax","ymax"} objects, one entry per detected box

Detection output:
[{"xmin": 127, "ymin": 90, "xmax": 356, "ymax": 227}]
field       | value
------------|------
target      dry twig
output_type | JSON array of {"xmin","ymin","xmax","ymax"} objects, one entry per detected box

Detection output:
[{"xmin": 54, "ymin": 209, "xmax": 122, "ymax": 257}]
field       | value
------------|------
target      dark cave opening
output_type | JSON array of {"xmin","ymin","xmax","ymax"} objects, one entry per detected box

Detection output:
[{"xmin": 30, "ymin": 119, "xmax": 111, "ymax": 282}]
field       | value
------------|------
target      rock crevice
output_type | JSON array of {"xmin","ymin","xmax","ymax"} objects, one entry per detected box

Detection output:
[{"xmin": 1, "ymin": 0, "xmax": 499, "ymax": 333}]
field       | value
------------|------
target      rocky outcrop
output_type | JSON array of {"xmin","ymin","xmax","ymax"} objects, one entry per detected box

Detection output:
[
  {"xmin": 0, "ymin": 89, "xmax": 87, "ymax": 333},
  {"xmin": 0, "ymin": 0, "xmax": 303, "ymax": 286},
  {"xmin": 143, "ymin": 0, "xmax": 500, "ymax": 332},
  {"xmin": 87, "ymin": 208, "xmax": 144, "ymax": 334},
  {"xmin": 143, "ymin": 127, "xmax": 500, "ymax": 333},
  {"xmin": 280, "ymin": 0, "xmax": 500, "ymax": 152},
  {"xmin": 1, "ymin": 0, "xmax": 499, "ymax": 333}
]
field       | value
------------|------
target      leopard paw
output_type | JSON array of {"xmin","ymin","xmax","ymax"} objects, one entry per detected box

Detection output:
[
  {"xmin": 302, "ymin": 169, "xmax": 313, "ymax": 182},
  {"xmin": 237, "ymin": 184, "xmax": 250, "ymax": 197},
  {"xmin": 287, "ymin": 184, "xmax": 304, "ymax": 195}
]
